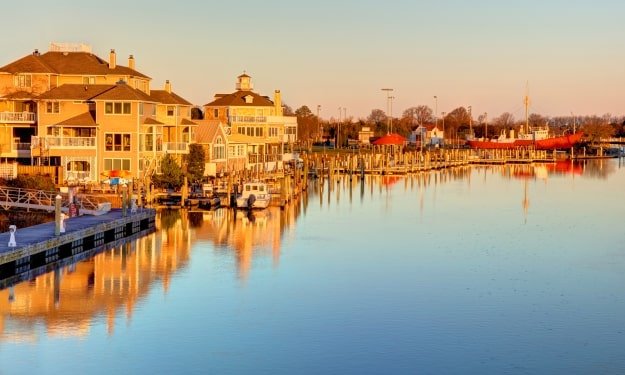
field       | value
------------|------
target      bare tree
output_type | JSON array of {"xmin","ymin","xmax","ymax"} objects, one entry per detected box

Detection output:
[{"xmin": 402, "ymin": 105, "xmax": 433, "ymax": 127}]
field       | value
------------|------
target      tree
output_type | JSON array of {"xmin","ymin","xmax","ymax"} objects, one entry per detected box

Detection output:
[
  {"xmin": 295, "ymin": 105, "xmax": 318, "ymax": 141},
  {"xmin": 191, "ymin": 107, "xmax": 204, "ymax": 120},
  {"xmin": 527, "ymin": 113, "xmax": 547, "ymax": 128},
  {"xmin": 492, "ymin": 112, "xmax": 515, "ymax": 128},
  {"xmin": 153, "ymin": 154, "xmax": 184, "ymax": 190},
  {"xmin": 367, "ymin": 109, "xmax": 387, "ymax": 135},
  {"xmin": 402, "ymin": 105, "xmax": 433, "ymax": 127},
  {"xmin": 282, "ymin": 103, "xmax": 294, "ymax": 116},
  {"xmin": 185, "ymin": 144, "xmax": 206, "ymax": 183},
  {"xmin": 582, "ymin": 116, "xmax": 614, "ymax": 143}
]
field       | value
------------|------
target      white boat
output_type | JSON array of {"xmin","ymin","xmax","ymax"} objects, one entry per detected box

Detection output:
[{"xmin": 236, "ymin": 182, "xmax": 271, "ymax": 209}]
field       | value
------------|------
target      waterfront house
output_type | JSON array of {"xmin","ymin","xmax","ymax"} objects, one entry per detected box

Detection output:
[
  {"xmin": 0, "ymin": 43, "xmax": 195, "ymax": 185},
  {"xmin": 194, "ymin": 119, "xmax": 229, "ymax": 177},
  {"xmin": 412, "ymin": 124, "xmax": 444, "ymax": 146},
  {"xmin": 203, "ymin": 73, "xmax": 297, "ymax": 171}
]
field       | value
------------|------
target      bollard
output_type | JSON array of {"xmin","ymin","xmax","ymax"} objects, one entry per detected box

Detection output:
[
  {"xmin": 131, "ymin": 196, "xmax": 138, "ymax": 214},
  {"xmin": 8, "ymin": 225, "xmax": 16, "ymax": 247},
  {"xmin": 55, "ymin": 194, "xmax": 62, "ymax": 236},
  {"xmin": 60, "ymin": 213, "xmax": 66, "ymax": 233}
]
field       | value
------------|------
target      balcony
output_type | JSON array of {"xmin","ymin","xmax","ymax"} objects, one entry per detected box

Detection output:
[
  {"xmin": 31, "ymin": 136, "xmax": 96, "ymax": 149},
  {"xmin": 229, "ymin": 115, "xmax": 267, "ymax": 123},
  {"xmin": 0, "ymin": 112, "xmax": 36, "ymax": 124},
  {"xmin": 162, "ymin": 142, "xmax": 189, "ymax": 153}
]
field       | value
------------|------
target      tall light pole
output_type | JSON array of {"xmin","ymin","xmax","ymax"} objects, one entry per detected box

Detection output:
[
  {"xmin": 382, "ymin": 88, "xmax": 394, "ymax": 134},
  {"xmin": 433, "ymin": 96, "xmax": 438, "ymax": 126},
  {"xmin": 468, "ymin": 105, "xmax": 472, "ymax": 137},
  {"xmin": 317, "ymin": 105, "xmax": 321, "ymax": 142},
  {"xmin": 441, "ymin": 111, "xmax": 446, "ymax": 147},
  {"xmin": 337, "ymin": 107, "xmax": 342, "ymax": 149}
]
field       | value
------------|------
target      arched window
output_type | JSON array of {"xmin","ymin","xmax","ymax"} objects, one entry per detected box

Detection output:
[{"xmin": 182, "ymin": 126, "xmax": 190, "ymax": 143}]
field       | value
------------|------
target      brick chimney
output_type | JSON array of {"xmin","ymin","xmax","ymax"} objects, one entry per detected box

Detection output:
[
  {"xmin": 109, "ymin": 49, "xmax": 117, "ymax": 69},
  {"xmin": 165, "ymin": 80, "xmax": 172, "ymax": 94},
  {"xmin": 128, "ymin": 55, "xmax": 135, "ymax": 70}
]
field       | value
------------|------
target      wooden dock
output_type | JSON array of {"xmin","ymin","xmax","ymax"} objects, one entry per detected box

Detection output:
[{"xmin": 0, "ymin": 208, "xmax": 155, "ymax": 285}]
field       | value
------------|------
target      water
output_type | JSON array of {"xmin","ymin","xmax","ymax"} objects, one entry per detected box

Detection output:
[{"xmin": 1, "ymin": 159, "xmax": 624, "ymax": 374}]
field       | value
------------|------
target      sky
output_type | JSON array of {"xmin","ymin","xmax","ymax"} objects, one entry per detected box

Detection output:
[{"xmin": 1, "ymin": 0, "xmax": 623, "ymax": 121}]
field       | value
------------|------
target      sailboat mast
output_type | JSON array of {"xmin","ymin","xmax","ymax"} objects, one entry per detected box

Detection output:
[{"xmin": 524, "ymin": 82, "xmax": 530, "ymax": 134}]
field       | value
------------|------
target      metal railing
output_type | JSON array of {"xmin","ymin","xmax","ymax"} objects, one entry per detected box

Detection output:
[
  {"xmin": 31, "ymin": 136, "xmax": 96, "ymax": 149},
  {"xmin": 162, "ymin": 142, "xmax": 189, "ymax": 153},
  {"xmin": 0, "ymin": 185, "xmax": 111, "ymax": 214},
  {"xmin": 0, "ymin": 112, "xmax": 36, "ymax": 123},
  {"xmin": 229, "ymin": 115, "xmax": 267, "ymax": 123}
]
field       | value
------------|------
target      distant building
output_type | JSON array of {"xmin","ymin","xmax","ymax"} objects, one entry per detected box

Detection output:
[
  {"xmin": 358, "ymin": 126, "xmax": 374, "ymax": 144},
  {"xmin": 203, "ymin": 73, "xmax": 297, "ymax": 170},
  {"xmin": 411, "ymin": 124, "xmax": 444, "ymax": 146}
]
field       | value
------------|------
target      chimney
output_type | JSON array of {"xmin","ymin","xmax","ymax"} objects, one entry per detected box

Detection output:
[
  {"xmin": 109, "ymin": 49, "xmax": 116, "ymax": 69},
  {"xmin": 128, "ymin": 55, "xmax": 135, "ymax": 70},
  {"xmin": 165, "ymin": 80, "xmax": 172, "ymax": 94},
  {"xmin": 274, "ymin": 90, "xmax": 282, "ymax": 116}
]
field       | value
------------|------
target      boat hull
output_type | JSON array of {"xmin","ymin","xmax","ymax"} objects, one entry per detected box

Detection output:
[{"xmin": 467, "ymin": 132, "xmax": 583, "ymax": 150}]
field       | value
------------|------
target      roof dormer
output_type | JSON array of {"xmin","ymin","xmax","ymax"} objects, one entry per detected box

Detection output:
[{"xmin": 244, "ymin": 94, "xmax": 253, "ymax": 104}]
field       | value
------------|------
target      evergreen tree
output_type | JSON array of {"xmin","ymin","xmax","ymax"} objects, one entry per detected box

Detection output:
[
  {"xmin": 185, "ymin": 143, "xmax": 206, "ymax": 182},
  {"xmin": 153, "ymin": 154, "xmax": 183, "ymax": 190}
]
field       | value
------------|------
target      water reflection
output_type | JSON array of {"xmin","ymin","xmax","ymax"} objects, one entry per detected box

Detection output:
[
  {"xmin": 0, "ymin": 159, "xmax": 617, "ymax": 342},
  {"xmin": 0, "ymin": 211, "xmax": 191, "ymax": 342}
]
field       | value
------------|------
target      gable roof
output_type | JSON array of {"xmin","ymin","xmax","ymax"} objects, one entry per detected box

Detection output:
[
  {"xmin": 0, "ymin": 90, "xmax": 36, "ymax": 100},
  {"xmin": 37, "ymin": 83, "xmax": 156, "ymax": 102},
  {"xmin": 0, "ymin": 51, "xmax": 150, "ymax": 79},
  {"xmin": 143, "ymin": 117, "xmax": 164, "ymax": 125},
  {"xmin": 150, "ymin": 90, "xmax": 192, "ymax": 106},
  {"xmin": 37, "ymin": 84, "xmax": 113, "ymax": 100},
  {"xmin": 56, "ymin": 111, "xmax": 97, "ymax": 126},
  {"xmin": 204, "ymin": 90, "xmax": 274, "ymax": 107},
  {"xmin": 194, "ymin": 120, "xmax": 223, "ymax": 144}
]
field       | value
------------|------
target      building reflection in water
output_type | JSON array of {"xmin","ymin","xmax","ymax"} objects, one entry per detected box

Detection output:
[
  {"xmin": 190, "ymin": 202, "xmax": 303, "ymax": 281},
  {"xmin": 0, "ymin": 209, "xmax": 192, "ymax": 342},
  {"xmin": 0, "ymin": 159, "xmax": 612, "ymax": 341}
]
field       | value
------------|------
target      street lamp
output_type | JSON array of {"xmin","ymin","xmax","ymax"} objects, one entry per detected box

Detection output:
[{"xmin": 382, "ymin": 88, "xmax": 394, "ymax": 134}]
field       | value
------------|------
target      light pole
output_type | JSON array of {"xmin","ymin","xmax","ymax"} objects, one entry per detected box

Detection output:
[
  {"xmin": 433, "ymin": 96, "xmax": 438, "ymax": 126},
  {"xmin": 382, "ymin": 88, "xmax": 394, "ymax": 134},
  {"xmin": 441, "ymin": 111, "xmax": 446, "ymax": 147},
  {"xmin": 468, "ymin": 105, "xmax": 472, "ymax": 137},
  {"xmin": 317, "ymin": 105, "xmax": 321, "ymax": 142},
  {"xmin": 389, "ymin": 97, "xmax": 395, "ymax": 134},
  {"xmin": 337, "ymin": 107, "xmax": 342, "ymax": 149}
]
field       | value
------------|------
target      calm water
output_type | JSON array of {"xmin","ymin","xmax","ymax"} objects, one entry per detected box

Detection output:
[{"xmin": 1, "ymin": 159, "xmax": 624, "ymax": 374}]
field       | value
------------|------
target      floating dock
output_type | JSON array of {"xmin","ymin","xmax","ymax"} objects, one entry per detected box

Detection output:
[{"xmin": 0, "ymin": 208, "xmax": 155, "ymax": 285}]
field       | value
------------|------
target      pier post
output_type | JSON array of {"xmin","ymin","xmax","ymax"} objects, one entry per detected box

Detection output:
[
  {"xmin": 122, "ymin": 186, "xmax": 128, "ymax": 217},
  {"xmin": 55, "ymin": 194, "xmax": 62, "ymax": 236}
]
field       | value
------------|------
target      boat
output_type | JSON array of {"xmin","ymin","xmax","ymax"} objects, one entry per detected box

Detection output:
[
  {"xmin": 235, "ymin": 182, "xmax": 271, "ymax": 209},
  {"xmin": 467, "ymin": 131, "xmax": 584, "ymax": 150},
  {"xmin": 467, "ymin": 86, "xmax": 584, "ymax": 150}
]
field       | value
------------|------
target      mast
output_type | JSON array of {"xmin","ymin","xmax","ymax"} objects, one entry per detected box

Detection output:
[{"xmin": 524, "ymin": 82, "xmax": 530, "ymax": 134}]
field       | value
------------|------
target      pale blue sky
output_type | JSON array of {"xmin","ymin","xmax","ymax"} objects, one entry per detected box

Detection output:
[{"xmin": 2, "ymin": 0, "xmax": 623, "ymax": 120}]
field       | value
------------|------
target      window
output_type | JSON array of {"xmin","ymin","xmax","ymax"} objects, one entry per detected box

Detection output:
[
  {"xmin": 46, "ymin": 102, "xmax": 60, "ymax": 114},
  {"xmin": 82, "ymin": 76, "xmax": 96, "ymax": 84},
  {"xmin": 151, "ymin": 105, "xmax": 156, "ymax": 116},
  {"xmin": 14, "ymin": 74, "xmax": 31, "ymax": 88},
  {"xmin": 105, "ymin": 133, "xmax": 131, "ymax": 151},
  {"xmin": 104, "ymin": 102, "xmax": 131, "ymax": 114},
  {"xmin": 269, "ymin": 127, "xmax": 278, "ymax": 137},
  {"xmin": 104, "ymin": 158, "xmax": 131, "ymax": 171},
  {"xmin": 167, "ymin": 106, "xmax": 175, "ymax": 117},
  {"xmin": 213, "ymin": 109, "xmax": 218, "ymax": 118},
  {"xmin": 213, "ymin": 137, "xmax": 225, "ymax": 160},
  {"xmin": 139, "ymin": 102, "xmax": 144, "ymax": 116}
]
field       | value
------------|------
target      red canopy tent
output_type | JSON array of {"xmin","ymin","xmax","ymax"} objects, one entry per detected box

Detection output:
[{"xmin": 372, "ymin": 133, "xmax": 406, "ymax": 145}]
